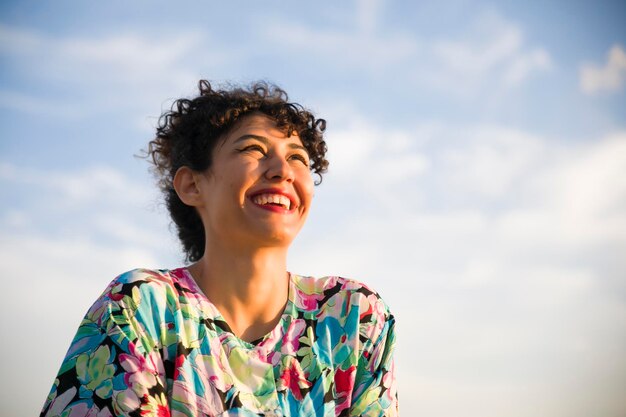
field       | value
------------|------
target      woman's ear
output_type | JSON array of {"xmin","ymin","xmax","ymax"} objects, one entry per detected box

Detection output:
[{"xmin": 173, "ymin": 166, "xmax": 202, "ymax": 206}]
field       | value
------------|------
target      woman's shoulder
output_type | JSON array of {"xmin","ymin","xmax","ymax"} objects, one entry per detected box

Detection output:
[
  {"xmin": 291, "ymin": 274, "xmax": 394, "ymax": 318},
  {"xmin": 292, "ymin": 274, "xmax": 381, "ymax": 296},
  {"xmin": 111, "ymin": 267, "xmax": 181, "ymax": 285},
  {"xmin": 81, "ymin": 268, "xmax": 192, "ymax": 346},
  {"xmin": 87, "ymin": 267, "xmax": 191, "ymax": 321},
  {"xmin": 101, "ymin": 267, "xmax": 193, "ymax": 296}
]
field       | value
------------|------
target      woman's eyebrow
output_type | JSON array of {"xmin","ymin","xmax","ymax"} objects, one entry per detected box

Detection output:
[
  {"xmin": 234, "ymin": 134, "xmax": 269, "ymax": 145},
  {"xmin": 288, "ymin": 143, "xmax": 309, "ymax": 154}
]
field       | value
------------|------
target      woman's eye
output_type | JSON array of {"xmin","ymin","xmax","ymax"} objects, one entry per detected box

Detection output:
[
  {"xmin": 239, "ymin": 145, "xmax": 266, "ymax": 155},
  {"xmin": 290, "ymin": 154, "xmax": 310, "ymax": 166}
]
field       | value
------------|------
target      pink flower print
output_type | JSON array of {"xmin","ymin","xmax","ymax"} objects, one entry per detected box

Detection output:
[
  {"xmin": 119, "ymin": 343, "xmax": 165, "ymax": 398},
  {"xmin": 171, "ymin": 379, "xmax": 224, "ymax": 416},
  {"xmin": 176, "ymin": 335, "xmax": 233, "ymax": 395},
  {"xmin": 173, "ymin": 352, "xmax": 230, "ymax": 414},
  {"xmin": 267, "ymin": 350, "xmax": 281, "ymax": 367},
  {"xmin": 112, "ymin": 389, "xmax": 141, "ymax": 415},
  {"xmin": 293, "ymin": 287, "xmax": 322, "ymax": 311},
  {"xmin": 369, "ymin": 295, "xmax": 387, "ymax": 338},
  {"xmin": 205, "ymin": 333, "xmax": 236, "ymax": 389},
  {"xmin": 281, "ymin": 319, "xmax": 306, "ymax": 356},
  {"xmin": 173, "ymin": 268, "xmax": 211, "ymax": 305},
  {"xmin": 279, "ymin": 358, "xmax": 312, "ymax": 401},
  {"xmin": 315, "ymin": 295, "xmax": 346, "ymax": 323},
  {"xmin": 119, "ymin": 354, "xmax": 153, "ymax": 392},
  {"xmin": 193, "ymin": 352, "xmax": 233, "ymax": 393},
  {"xmin": 339, "ymin": 277, "xmax": 362, "ymax": 292}
]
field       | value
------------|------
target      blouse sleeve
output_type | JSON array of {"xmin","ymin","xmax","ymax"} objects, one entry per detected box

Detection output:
[
  {"xmin": 40, "ymin": 283, "xmax": 169, "ymax": 416},
  {"xmin": 349, "ymin": 297, "xmax": 398, "ymax": 417}
]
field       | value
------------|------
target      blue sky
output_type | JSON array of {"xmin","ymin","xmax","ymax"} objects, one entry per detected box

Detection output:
[{"xmin": 1, "ymin": 1, "xmax": 625, "ymax": 416}]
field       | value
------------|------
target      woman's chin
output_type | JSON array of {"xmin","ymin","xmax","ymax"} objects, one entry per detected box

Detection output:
[{"xmin": 246, "ymin": 224, "xmax": 300, "ymax": 248}]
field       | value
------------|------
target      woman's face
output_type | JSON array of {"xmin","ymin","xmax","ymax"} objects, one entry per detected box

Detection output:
[{"xmin": 195, "ymin": 113, "xmax": 314, "ymax": 250}]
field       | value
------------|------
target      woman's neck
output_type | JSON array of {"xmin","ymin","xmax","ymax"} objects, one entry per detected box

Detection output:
[{"xmin": 187, "ymin": 244, "xmax": 290, "ymax": 342}]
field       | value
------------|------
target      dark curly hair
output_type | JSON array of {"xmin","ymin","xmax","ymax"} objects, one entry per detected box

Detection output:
[{"xmin": 146, "ymin": 80, "xmax": 328, "ymax": 263}]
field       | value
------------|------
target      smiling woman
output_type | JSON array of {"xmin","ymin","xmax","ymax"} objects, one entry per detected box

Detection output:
[{"xmin": 39, "ymin": 81, "xmax": 398, "ymax": 417}]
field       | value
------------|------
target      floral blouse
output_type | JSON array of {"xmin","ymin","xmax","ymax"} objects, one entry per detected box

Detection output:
[{"xmin": 40, "ymin": 268, "xmax": 397, "ymax": 416}]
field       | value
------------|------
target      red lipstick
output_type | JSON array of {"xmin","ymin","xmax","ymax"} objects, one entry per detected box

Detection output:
[{"xmin": 248, "ymin": 188, "xmax": 297, "ymax": 213}]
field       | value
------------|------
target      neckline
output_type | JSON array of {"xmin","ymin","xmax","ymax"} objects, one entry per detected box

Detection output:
[{"xmin": 177, "ymin": 267, "xmax": 296, "ymax": 348}]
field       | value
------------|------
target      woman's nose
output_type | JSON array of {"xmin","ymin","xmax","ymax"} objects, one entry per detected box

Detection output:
[{"xmin": 264, "ymin": 154, "xmax": 295, "ymax": 182}]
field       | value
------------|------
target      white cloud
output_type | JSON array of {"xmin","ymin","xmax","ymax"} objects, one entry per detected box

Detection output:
[
  {"xmin": 433, "ymin": 19, "xmax": 524, "ymax": 73},
  {"xmin": 263, "ymin": 9, "xmax": 551, "ymax": 97},
  {"xmin": 0, "ymin": 162, "xmax": 177, "ymax": 253},
  {"xmin": 0, "ymin": 90, "xmax": 84, "ymax": 118},
  {"xmin": 263, "ymin": 22, "xmax": 418, "ymax": 73},
  {"xmin": 3, "ymin": 123, "xmax": 626, "ymax": 415},
  {"xmin": 0, "ymin": 24, "xmax": 204, "ymax": 82},
  {"xmin": 438, "ymin": 126, "xmax": 547, "ymax": 198},
  {"xmin": 290, "ymin": 116, "xmax": 626, "ymax": 416},
  {"xmin": 429, "ymin": 11, "xmax": 552, "ymax": 92},
  {"xmin": 497, "ymin": 134, "xmax": 626, "ymax": 246},
  {"xmin": 0, "ymin": 163, "xmax": 184, "ymax": 416},
  {"xmin": 1, "ymin": 7, "xmax": 554, "ymax": 127},
  {"xmin": 0, "ymin": 163, "xmax": 149, "ymax": 209},
  {"xmin": 503, "ymin": 48, "xmax": 552, "ymax": 86},
  {"xmin": 580, "ymin": 44, "xmax": 626, "ymax": 94},
  {"xmin": 0, "ymin": 232, "xmax": 162, "ymax": 416},
  {"xmin": 296, "ymin": 115, "xmax": 626, "ymax": 283},
  {"xmin": 356, "ymin": 0, "xmax": 383, "ymax": 33},
  {"xmin": 0, "ymin": 24, "xmax": 224, "ymax": 122},
  {"xmin": 0, "ymin": 7, "xmax": 622, "ymax": 415}
]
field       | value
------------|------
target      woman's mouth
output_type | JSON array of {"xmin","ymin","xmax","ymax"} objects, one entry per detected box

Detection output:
[{"xmin": 251, "ymin": 193, "xmax": 293, "ymax": 210}]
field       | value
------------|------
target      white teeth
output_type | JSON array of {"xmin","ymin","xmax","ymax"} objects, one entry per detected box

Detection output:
[{"xmin": 252, "ymin": 193, "xmax": 291, "ymax": 210}]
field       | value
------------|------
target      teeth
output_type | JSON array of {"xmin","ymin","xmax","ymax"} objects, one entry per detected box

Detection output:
[{"xmin": 252, "ymin": 193, "xmax": 291, "ymax": 210}]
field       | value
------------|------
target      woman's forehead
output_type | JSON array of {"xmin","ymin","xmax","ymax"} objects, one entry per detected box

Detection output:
[{"xmin": 226, "ymin": 113, "xmax": 301, "ymax": 143}]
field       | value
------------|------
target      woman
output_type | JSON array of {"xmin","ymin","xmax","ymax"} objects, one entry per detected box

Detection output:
[{"xmin": 40, "ymin": 81, "xmax": 397, "ymax": 416}]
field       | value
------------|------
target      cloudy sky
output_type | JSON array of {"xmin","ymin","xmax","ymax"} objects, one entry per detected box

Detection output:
[{"xmin": 1, "ymin": 0, "xmax": 625, "ymax": 416}]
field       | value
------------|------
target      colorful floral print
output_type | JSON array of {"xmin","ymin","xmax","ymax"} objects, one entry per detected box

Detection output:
[{"xmin": 41, "ymin": 268, "xmax": 397, "ymax": 416}]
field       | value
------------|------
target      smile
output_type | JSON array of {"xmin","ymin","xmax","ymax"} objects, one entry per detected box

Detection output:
[{"xmin": 251, "ymin": 193, "xmax": 293, "ymax": 210}]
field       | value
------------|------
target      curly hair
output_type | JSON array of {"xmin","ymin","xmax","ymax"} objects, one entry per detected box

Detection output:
[{"xmin": 146, "ymin": 80, "xmax": 328, "ymax": 263}]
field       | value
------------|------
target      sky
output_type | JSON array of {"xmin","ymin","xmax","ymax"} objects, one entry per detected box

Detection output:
[{"xmin": 1, "ymin": 0, "xmax": 625, "ymax": 416}]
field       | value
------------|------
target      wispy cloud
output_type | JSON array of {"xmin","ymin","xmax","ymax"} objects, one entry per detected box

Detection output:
[
  {"xmin": 291, "ymin": 116, "xmax": 626, "ymax": 414},
  {"xmin": 263, "ymin": 22, "xmax": 418, "ymax": 74},
  {"xmin": 262, "ymin": 9, "xmax": 551, "ymax": 97},
  {"xmin": 1, "ymin": 2, "xmax": 623, "ymax": 415},
  {"xmin": 355, "ymin": 0, "xmax": 384, "ymax": 34},
  {"xmin": 0, "ymin": 162, "xmax": 175, "ymax": 252},
  {"xmin": 9, "ymin": 121, "xmax": 625, "ymax": 417},
  {"xmin": 580, "ymin": 44, "xmax": 626, "ymax": 94},
  {"xmin": 428, "ymin": 11, "xmax": 552, "ymax": 93},
  {"xmin": 0, "ymin": 162, "xmax": 183, "ymax": 415},
  {"xmin": 0, "ymin": 230, "xmax": 163, "ymax": 414},
  {"xmin": 0, "ymin": 24, "xmax": 204, "ymax": 82},
  {"xmin": 0, "ymin": 24, "xmax": 225, "ymax": 122},
  {"xmin": 0, "ymin": 90, "xmax": 84, "ymax": 118}
]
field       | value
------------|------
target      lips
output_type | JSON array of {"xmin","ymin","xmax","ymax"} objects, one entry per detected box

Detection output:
[{"xmin": 248, "ymin": 189, "xmax": 297, "ymax": 212}]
